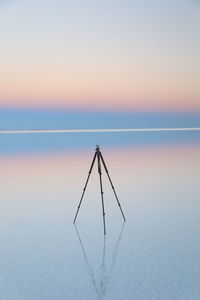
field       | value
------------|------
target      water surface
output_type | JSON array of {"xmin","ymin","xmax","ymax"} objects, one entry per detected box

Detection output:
[{"xmin": 0, "ymin": 134, "xmax": 200, "ymax": 299}]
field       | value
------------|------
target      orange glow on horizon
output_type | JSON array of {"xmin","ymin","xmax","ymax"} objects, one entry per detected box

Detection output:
[{"xmin": 0, "ymin": 94, "xmax": 199, "ymax": 112}]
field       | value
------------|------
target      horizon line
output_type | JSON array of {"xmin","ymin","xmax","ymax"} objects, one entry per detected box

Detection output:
[{"xmin": 0, "ymin": 128, "xmax": 200, "ymax": 134}]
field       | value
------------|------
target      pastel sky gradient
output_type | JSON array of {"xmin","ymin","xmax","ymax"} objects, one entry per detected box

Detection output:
[{"xmin": 0, "ymin": 0, "xmax": 200, "ymax": 111}]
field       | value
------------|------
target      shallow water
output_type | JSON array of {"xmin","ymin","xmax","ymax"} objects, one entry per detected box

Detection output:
[{"xmin": 0, "ymin": 135, "xmax": 200, "ymax": 299}]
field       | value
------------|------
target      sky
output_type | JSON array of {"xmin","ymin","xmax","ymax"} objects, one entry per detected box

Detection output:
[{"xmin": 0, "ymin": 0, "xmax": 200, "ymax": 111}]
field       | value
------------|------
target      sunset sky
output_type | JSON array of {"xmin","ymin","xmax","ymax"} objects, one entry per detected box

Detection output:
[{"xmin": 0, "ymin": 0, "xmax": 200, "ymax": 111}]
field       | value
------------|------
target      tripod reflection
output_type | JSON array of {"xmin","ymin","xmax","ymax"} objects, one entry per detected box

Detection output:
[{"xmin": 74, "ymin": 223, "xmax": 125, "ymax": 299}]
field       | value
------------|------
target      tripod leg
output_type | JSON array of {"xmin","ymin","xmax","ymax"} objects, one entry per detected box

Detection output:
[
  {"xmin": 97, "ymin": 152, "xmax": 106, "ymax": 235},
  {"xmin": 100, "ymin": 152, "xmax": 126, "ymax": 221},
  {"xmin": 73, "ymin": 152, "xmax": 97, "ymax": 223}
]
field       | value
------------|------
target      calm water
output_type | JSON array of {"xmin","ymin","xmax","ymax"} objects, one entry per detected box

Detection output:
[{"xmin": 0, "ymin": 133, "xmax": 200, "ymax": 299}]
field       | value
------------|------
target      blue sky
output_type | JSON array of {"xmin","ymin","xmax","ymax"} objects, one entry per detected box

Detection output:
[
  {"xmin": 0, "ymin": 109, "xmax": 200, "ymax": 130},
  {"xmin": 0, "ymin": 109, "xmax": 200, "ymax": 155},
  {"xmin": 0, "ymin": 1, "xmax": 200, "ymax": 155}
]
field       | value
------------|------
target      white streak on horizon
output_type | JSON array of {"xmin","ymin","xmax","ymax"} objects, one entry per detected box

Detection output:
[{"xmin": 0, "ymin": 128, "xmax": 200, "ymax": 134}]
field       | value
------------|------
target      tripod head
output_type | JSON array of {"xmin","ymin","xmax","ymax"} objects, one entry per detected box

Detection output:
[{"xmin": 96, "ymin": 145, "xmax": 100, "ymax": 152}]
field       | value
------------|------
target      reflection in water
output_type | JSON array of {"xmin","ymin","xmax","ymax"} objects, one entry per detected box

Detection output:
[{"xmin": 74, "ymin": 223, "xmax": 125, "ymax": 299}]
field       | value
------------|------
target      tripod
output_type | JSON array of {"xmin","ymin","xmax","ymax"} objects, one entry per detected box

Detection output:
[{"xmin": 73, "ymin": 145, "xmax": 126, "ymax": 235}]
